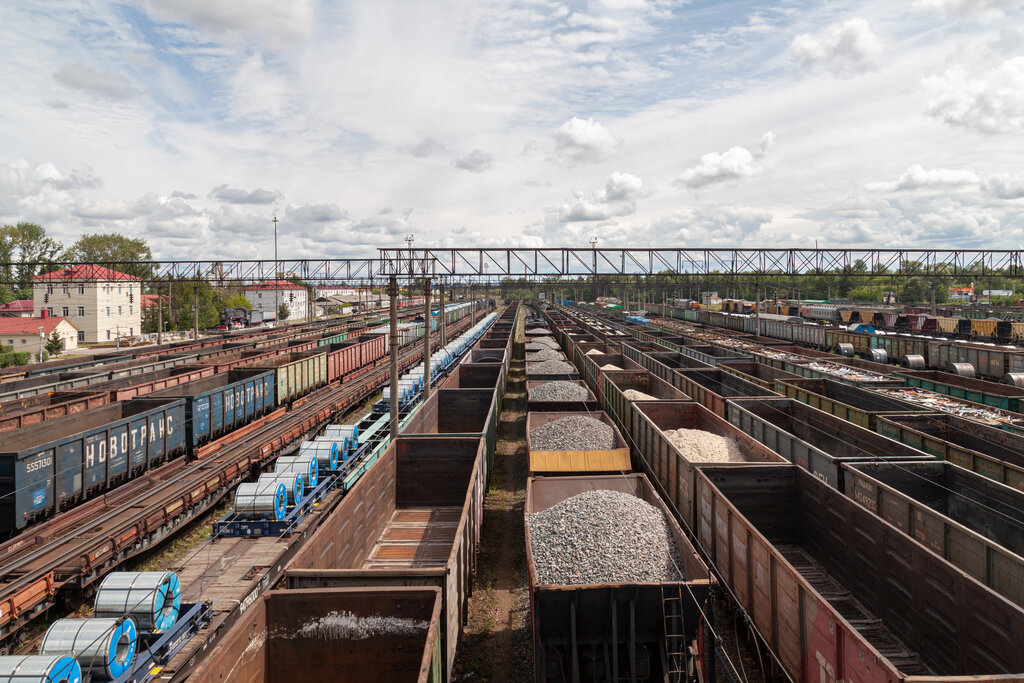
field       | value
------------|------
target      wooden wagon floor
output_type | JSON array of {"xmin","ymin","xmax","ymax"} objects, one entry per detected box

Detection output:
[
  {"xmin": 363, "ymin": 506, "xmax": 461, "ymax": 569},
  {"xmin": 776, "ymin": 545, "xmax": 933, "ymax": 677}
]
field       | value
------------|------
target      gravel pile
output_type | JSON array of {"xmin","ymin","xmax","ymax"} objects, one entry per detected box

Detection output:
[
  {"xmin": 623, "ymin": 389, "xmax": 656, "ymax": 401},
  {"xmin": 530, "ymin": 415, "xmax": 614, "ymax": 450},
  {"xmin": 585, "ymin": 349, "xmax": 604, "ymax": 356},
  {"xmin": 530, "ymin": 381, "xmax": 590, "ymax": 402},
  {"xmin": 601, "ymin": 364, "xmax": 622, "ymax": 371},
  {"xmin": 526, "ymin": 328, "xmax": 552, "ymax": 336},
  {"xmin": 526, "ymin": 349, "xmax": 565, "ymax": 362},
  {"xmin": 527, "ymin": 360, "xmax": 576, "ymax": 376},
  {"xmin": 528, "ymin": 490, "xmax": 684, "ymax": 584},
  {"xmin": 664, "ymin": 428, "xmax": 747, "ymax": 463}
]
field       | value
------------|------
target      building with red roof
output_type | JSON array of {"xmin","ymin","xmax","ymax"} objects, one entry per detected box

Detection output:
[
  {"xmin": 32, "ymin": 265, "xmax": 141, "ymax": 344},
  {"xmin": 243, "ymin": 280, "xmax": 311, "ymax": 320},
  {"xmin": 0, "ymin": 300, "xmax": 35, "ymax": 318},
  {"xmin": 0, "ymin": 316, "xmax": 81, "ymax": 355}
]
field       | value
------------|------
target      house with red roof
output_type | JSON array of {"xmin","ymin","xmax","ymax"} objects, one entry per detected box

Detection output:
[
  {"xmin": 0, "ymin": 315, "xmax": 81, "ymax": 355},
  {"xmin": 242, "ymin": 280, "xmax": 311, "ymax": 320},
  {"xmin": 31, "ymin": 265, "xmax": 141, "ymax": 344},
  {"xmin": 0, "ymin": 300, "xmax": 35, "ymax": 318}
]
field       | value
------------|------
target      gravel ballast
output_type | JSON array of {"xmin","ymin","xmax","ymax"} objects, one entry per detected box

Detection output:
[
  {"xmin": 528, "ymin": 490, "xmax": 684, "ymax": 584},
  {"xmin": 664, "ymin": 428, "xmax": 747, "ymax": 463},
  {"xmin": 527, "ymin": 360, "xmax": 576, "ymax": 376},
  {"xmin": 623, "ymin": 389, "xmax": 656, "ymax": 401},
  {"xmin": 530, "ymin": 415, "xmax": 615, "ymax": 450},
  {"xmin": 529, "ymin": 381, "xmax": 590, "ymax": 402},
  {"xmin": 526, "ymin": 349, "xmax": 566, "ymax": 362}
]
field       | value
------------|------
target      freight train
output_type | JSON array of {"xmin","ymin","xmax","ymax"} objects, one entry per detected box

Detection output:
[{"xmin": 0, "ymin": 302, "xmax": 484, "ymax": 534}]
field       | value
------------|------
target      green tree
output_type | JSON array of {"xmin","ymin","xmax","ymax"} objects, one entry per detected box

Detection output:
[
  {"xmin": 223, "ymin": 294, "xmax": 252, "ymax": 310},
  {"xmin": 62, "ymin": 233, "xmax": 155, "ymax": 283},
  {"xmin": 45, "ymin": 329, "xmax": 65, "ymax": 356},
  {"xmin": 0, "ymin": 222, "xmax": 63, "ymax": 296},
  {"xmin": 278, "ymin": 303, "xmax": 290, "ymax": 321}
]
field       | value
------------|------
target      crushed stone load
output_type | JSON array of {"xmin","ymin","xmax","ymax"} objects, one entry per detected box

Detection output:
[
  {"xmin": 528, "ymin": 489, "xmax": 684, "ymax": 584},
  {"xmin": 664, "ymin": 428, "xmax": 747, "ymax": 463},
  {"xmin": 601, "ymin": 364, "xmax": 622, "ymax": 371},
  {"xmin": 530, "ymin": 381, "xmax": 590, "ymax": 402},
  {"xmin": 530, "ymin": 415, "xmax": 615, "ymax": 451},
  {"xmin": 586, "ymin": 349, "xmax": 604, "ymax": 356},
  {"xmin": 526, "ymin": 328, "xmax": 552, "ymax": 336},
  {"xmin": 526, "ymin": 349, "xmax": 566, "ymax": 362},
  {"xmin": 527, "ymin": 360, "xmax": 576, "ymax": 376},
  {"xmin": 623, "ymin": 389, "xmax": 656, "ymax": 401}
]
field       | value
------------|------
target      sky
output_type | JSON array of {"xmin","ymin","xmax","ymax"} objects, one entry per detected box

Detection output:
[{"xmin": 0, "ymin": 0, "xmax": 1022, "ymax": 261}]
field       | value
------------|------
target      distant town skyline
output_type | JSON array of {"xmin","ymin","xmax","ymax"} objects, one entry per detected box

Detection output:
[{"xmin": 1, "ymin": 0, "xmax": 1022, "ymax": 259}]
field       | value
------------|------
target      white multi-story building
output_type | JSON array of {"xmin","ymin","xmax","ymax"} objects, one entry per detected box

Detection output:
[
  {"xmin": 31, "ymin": 265, "xmax": 141, "ymax": 343},
  {"xmin": 243, "ymin": 280, "xmax": 310, "ymax": 320}
]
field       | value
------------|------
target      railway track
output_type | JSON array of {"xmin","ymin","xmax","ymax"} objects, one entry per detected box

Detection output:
[{"xmin": 0, "ymin": 315, "xmax": 476, "ymax": 650}]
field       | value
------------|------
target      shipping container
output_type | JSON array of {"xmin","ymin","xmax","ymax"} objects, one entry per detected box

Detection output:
[
  {"xmin": 632, "ymin": 401, "xmax": 785, "ymax": 532},
  {"xmin": 0, "ymin": 398, "xmax": 186, "ymax": 531},
  {"xmin": 843, "ymin": 461, "xmax": 1024, "ymax": 608},
  {"xmin": 285, "ymin": 436, "xmax": 485, "ymax": 681},
  {"xmin": 132, "ymin": 368, "xmax": 276, "ymax": 447},
  {"xmin": 526, "ymin": 380, "xmax": 598, "ymax": 413},
  {"xmin": 671, "ymin": 368, "xmax": 779, "ymax": 417},
  {"xmin": 894, "ymin": 368, "xmax": 1024, "ymax": 412},
  {"xmin": 874, "ymin": 413, "xmax": 1024, "ymax": 492},
  {"xmin": 696, "ymin": 465, "xmax": 1024, "ymax": 682},
  {"xmin": 188, "ymin": 587, "xmax": 443, "ymax": 682},
  {"xmin": 526, "ymin": 411, "xmax": 630, "ymax": 475},
  {"xmin": 599, "ymin": 370, "xmax": 689, "ymax": 441},
  {"xmin": 524, "ymin": 474, "xmax": 712, "ymax": 683},
  {"xmin": 726, "ymin": 398, "xmax": 934, "ymax": 489},
  {"xmin": 775, "ymin": 377, "xmax": 930, "ymax": 430}
]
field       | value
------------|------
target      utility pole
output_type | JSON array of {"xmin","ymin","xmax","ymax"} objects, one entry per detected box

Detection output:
[
  {"xmin": 156, "ymin": 281, "xmax": 163, "ymax": 345},
  {"xmin": 193, "ymin": 285, "xmax": 199, "ymax": 339},
  {"xmin": 755, "ymin": 281, "xmax": 761, "ymax": 339},
  {"xmin": 389, "ymin": 275, "xmax": 399, "ymax": 439},
  {"xmin": 930, "ymin": 282, "xmax": 937, "ymax": 315},
  {"xmin": 439, "ymin": 279, "xmax": 447, "ymax": 348},
  {"xmin": 422, "ymin": 277, "xmax": 432, "ymax": 400},
  {"xmin": 273, "ymin": 216, "xmax": 279, "ymax": 323}
]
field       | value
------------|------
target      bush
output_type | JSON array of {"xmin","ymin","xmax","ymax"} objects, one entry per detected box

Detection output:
[{"xmin": 0, "ymin": 352, "xmax": 31, "ymax": 368}]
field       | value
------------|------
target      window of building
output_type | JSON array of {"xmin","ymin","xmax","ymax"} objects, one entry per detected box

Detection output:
[
  {"xmin": 21, "ymin": 339, "xmax": 26, "ymax": 345},
  {"xmin": 118, "ymin": 306, "xmax": 122, "ymax": 315},
  {"xmin": 106, "ymin": 330, "xmax": 111, "ymax": 340},
  {"xmin": 106, "ymin": 306, "xmax": 111, "ymax": 316},
  {"xmin": 129, "ymin": 305, "xmax": 133, "ymax": 315},
  {"xmin": 129, "ymin": 327, "xmax": 133, "ymax": 335},
  {"xmin": 77, "ymin": 306, "xmax": 85, "ymax": 316},
  {"xmin": 118, "ymin": 284, "xmax": 122, "ymax": 295},
  {"xmin": 61, "ymin": 306, "xmax": 69, "ymax": 317},
  {"xmin": 258, "ymin": 293, "xmax": 262, "ymax": 299},
  {"xmin": 77, "ymin": 284, "xmax": 85, "ymax": 295},
  {"xmin": 77, "ymin": 331, "xmax": 85, "ymax": 342},
  {"xmin": 6, "ymin": 339, "xmax": 11, "ymax": 345},
  {"xmin": 128, "ymin": 284, "xmax": 133, "ymax": 294},
  {"xmin": 47, "ymin": 307, "xmax": 53, "ymax": 316},
  {"xmin": 46, "ymin": 284, "xmax": 53, "ymax": 294},
  {"xmin": 62, "ymin": 284, "xmax": 69, "ymax": 295}
]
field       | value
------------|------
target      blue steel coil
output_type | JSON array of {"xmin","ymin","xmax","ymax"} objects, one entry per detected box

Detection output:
[
  {"xmin": 40, "ymin": 617, "xmax": 137, "ymax": 681},
  {"xmin": 0, "ymin": 655, "xmax": 82, "ymax": 683},
  {"xmin": 94, "ymin": 571, "xmax": 182, "ymax": 631}
]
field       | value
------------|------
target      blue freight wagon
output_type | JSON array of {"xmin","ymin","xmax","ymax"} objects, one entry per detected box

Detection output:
[
  {"xmin": 133, "ymin": 369, "xmax": 276, "ymax": 448},
  {"xmin": 0, "ymin": 398, "xmax": 186, "ymax": 532}
]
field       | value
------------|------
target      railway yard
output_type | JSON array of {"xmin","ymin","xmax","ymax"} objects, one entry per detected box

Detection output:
[{"xmin": 1, "ymin": 293, "xmax": 1024, "ymax": 682}]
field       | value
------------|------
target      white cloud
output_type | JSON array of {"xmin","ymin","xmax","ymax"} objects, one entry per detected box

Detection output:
[
  {"xmin": 285, "ymin": 203, "xmax": 348, "ymax": 223},
  {"xmin": 553, "ymin": 117, "xmax": 622, "ymax": 165},
  {"xmin": 866, "ymin": 165, "xmax": 982, "ymax": 192},
  {"xmin": 453, "ymin": 149, "xmax": 494, "ymax": 173},
  {"xmin": 924, "ymin": 57, "xmax": 1024, "ymax": 134},
  {"xmin": 405, "ymin": 138, "xmax": 445, "ymax": 158},
  {"xmin": 649, "ymin": 206, "xmax": 774, "ymax": 245},
  {"xmin": 677, "ymin": 134, "xmax": 775, "ymax": 188},
  {"xmin": 559, "ymin": 172, "xmax": 650, "ymax": 222},
  {"xmin": 140, "ymin": 0, "xmax": 315, "ymax": 49},
  {"xmin": 53, "ymin": 65, "xmax": 137, "ymax": 102},
  {"xmin": 986, "ymin": 174, "xmax": 1024, "ymax": 199},
  {"xmin": 790, "ymin": 18, "xmax": 883, "ymax": 78},
  {"xmin": 209, "ymin": 184, "xmax": 282, "ymax": 204},
  {"xmin": 914, "ymin": 0, "xmax": 1023, "ymax": 18}
]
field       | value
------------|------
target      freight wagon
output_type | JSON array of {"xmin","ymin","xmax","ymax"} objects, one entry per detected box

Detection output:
[
  {"xmin": 0, "ymin": 398, "xmax": 186, "ymax": 532},
  {"xmin": 325, "ymin": 336, "xmax": 387, "ymax": 382},
  {"xmin": 284, "ymin": 436, "xmax": 486, "ymax": 681},
  {"xmin": 696, "ymin": 465, "xmax": 1024, "ymax": 682},
  {"xmin": 524, "ymin": 474, "xmax": 712, "ymax": 683},
  {"xmin": 599, "ymin": 369, "xmax": 689, "ymax": 441},
  {"xmin": 132, "ymin": 369, "xmax": 276, "ymax": 448},
  {"xmin": 526, "ymin": 380, "xmax": 598, "ymax": 412},
  {"xmin": 715, "ymin": 359, "xmax": 802, "ymax": 391},
  {"xmin": 671, "ymin": 368, "xmax": 778, "ymax": 417},
  {"xmin": 188, "ymin": 587, "xmax": 444, "ymax": 682},
  {"xmin": 0, "ymin": 391, "xmax": 110, "ymax": 433},
  {"xmin": 525, "ymin": 411, "xmax": 630, "ymax": 475},
  {"xmin": 895, "ymin": 368, "xmax": 1024, "ymax": 411},
  {"xmin": 249, "ymin": 349, "xmax": 328, "ymax": 404},
  {"xmin": 874, "ymin": 413, "xmax": 1024, "ymax": 491},
  {"xmin": 725, "ymin": 398, "xmax": 934, "ymax": 489},
  {"xmin": 774, "ymin": 377, "xmax": 929, "ymax": 430},
  {"xmin": 843, "ymin": 461, "xmax": 1024, "ymax": 609}
]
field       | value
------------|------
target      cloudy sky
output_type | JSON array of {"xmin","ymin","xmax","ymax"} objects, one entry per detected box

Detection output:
[{"xmin": 1, "ymin": 0, "xmax": 1022, "ymax": 260}]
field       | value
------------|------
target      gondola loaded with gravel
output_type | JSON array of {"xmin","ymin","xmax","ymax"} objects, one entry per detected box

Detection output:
[{"xmin": 526, "ymin": 411, "xmax": 630, "ymax": 474}]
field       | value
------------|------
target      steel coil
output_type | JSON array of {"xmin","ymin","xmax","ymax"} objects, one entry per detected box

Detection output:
[
  {"xmin": 234, "ymin": 482, "xmax": 287, "ymax": 521},
  {"xmin": 256, "ymin": 472, "xmax": 303, "ymax": 504},
  {"xmin": 1002, "ymin": 373, "xmax": 1024, "ymax": 387},
  {"xmin": 0, "ymin": 655, "xmax": 82, "ymax": 683},
  {"xmin": 948, "ymin": 362, "xmax": 976, "ymax": 378},
  {"xmin": 323, "ymin": 425, "xmax": 359, "ymax": 459},
  {"xmin": 275, "ymin": 454, "xmax": 319, "ymax": 488},
  {"xmin": 899, "ymin": 354, "xmax": 926, "ymax": 370},
  {"xmin": 864, "ymin": 349, "xmax": 888, "ymax": 364},
  {"xmin": 834, "ymin": 343, "xmax": 855, "ymax": 357},
  {"xmin": 94, "ymin": 571, "xmax": 181, "ymax": 631},
  {"xmin": 40, "ymin": 618, "xmax": 137, "ymax": 681},
  {"xmin": 300, "ymin": 439, "xmax": 339, "ymax": 472}
]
